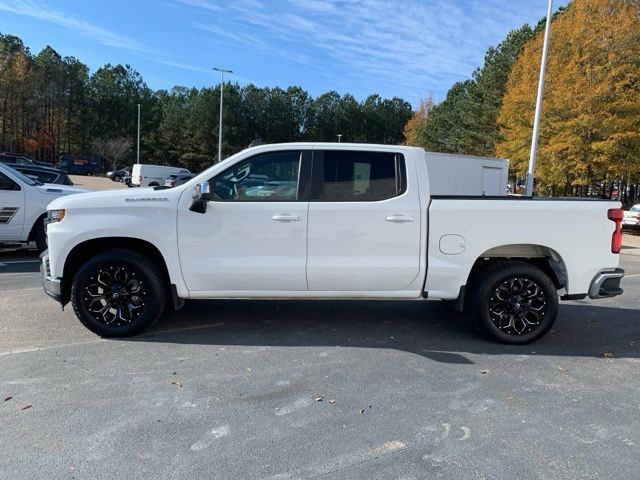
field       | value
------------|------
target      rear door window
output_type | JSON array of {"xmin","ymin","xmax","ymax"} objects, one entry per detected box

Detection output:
[{"xmin": 312, "ymin": 150, "xmax": 406, "ymax": 202}]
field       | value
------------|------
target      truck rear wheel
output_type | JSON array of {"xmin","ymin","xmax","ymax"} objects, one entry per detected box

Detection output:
[
  {"xmin": 71, "ymin": 249, "xmax": 166, "ymax": 337},
  {"xmin": 469, "ymin": 261, "xmax": 558, "ymax": 344}
]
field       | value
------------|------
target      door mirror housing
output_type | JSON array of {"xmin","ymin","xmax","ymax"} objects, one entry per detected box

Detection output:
[{"xmin": 189, "ymin": 182, "xmax": 212, "ymax": 213}]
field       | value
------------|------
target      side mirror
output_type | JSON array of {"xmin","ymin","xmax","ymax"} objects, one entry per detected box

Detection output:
[{"xmin": 189, "ymin": 182, "xmax": 212, "ymax": 213}]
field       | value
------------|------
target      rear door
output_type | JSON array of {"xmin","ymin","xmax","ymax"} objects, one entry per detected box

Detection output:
[
  {"xmin": 306, "ymin": 149, "xmax": 422, "ymax": 291},
  {"xmin": 0, "ymin": 171, "xmax": 25, "ymax": 240}
]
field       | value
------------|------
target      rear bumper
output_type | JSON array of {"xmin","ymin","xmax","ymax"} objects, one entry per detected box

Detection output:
[
  {"xmin": 40, "ymin": 250, "xmax": 64, "ymax": 304},
  {"xmin": 588, "ymin": 268, "xmax": 624, "ymax": 299}
]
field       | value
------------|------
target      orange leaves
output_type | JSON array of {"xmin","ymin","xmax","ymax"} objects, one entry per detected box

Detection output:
[{"xmin": 497, "ymin": 0, "xmax": 640, "ymax": 190}]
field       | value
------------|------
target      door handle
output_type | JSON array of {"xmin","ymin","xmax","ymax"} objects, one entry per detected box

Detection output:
[
  {"xmin": 272, "ymin": 214, "xmax": 302, "ymax": 222},
  {"xmin": 385, "ymin": 214, "xmax": 414, "ymax": 223}
]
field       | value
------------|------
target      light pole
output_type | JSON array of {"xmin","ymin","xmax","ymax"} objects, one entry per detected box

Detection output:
[
  {"xmin": 526, "ymin": 0, "xmax": 553, "ymax": 196},
  {"xmin": 136, "ymin": 103, "xmax": 141, "ymax": 164},
  {"xmin": 337, "ymin": 134, "xmax": 342, "ymax": 143},
  {"xmin": 212, "ymin": 67, "xmax": 233, "ymax": 163}
]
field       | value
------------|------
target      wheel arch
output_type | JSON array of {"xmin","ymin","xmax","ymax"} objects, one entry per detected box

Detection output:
[
  {"xmin": 451, "ymin": 243, "xmax": 568, "ymax": 312},
  {"xmin": 27, "ymin": 212, "xmax": 47, "ymax": 242},
  {"xmin": 61, "ymin": 237, "xmax": 172, "ymax": 304},
  {"xmin": 469, "ymin": 243, "xmax": 568, "ymax": 290}
]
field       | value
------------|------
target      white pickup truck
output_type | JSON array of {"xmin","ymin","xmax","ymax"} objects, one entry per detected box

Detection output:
[
  {"xmin": 41, "ymin": 143, "xmax": 625, "ymax": 344},
  {"xmin": 0, "ymin": 163, "xmax": 87, "ymax": 252}
]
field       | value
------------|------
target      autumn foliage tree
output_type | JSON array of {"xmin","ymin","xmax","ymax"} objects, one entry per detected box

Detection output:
[
  {"xmin": 497, "ymin": 0, "xmax": 640, "ymax": 196},
  {"xmin": 403, "ymin": 95, "xmax": 434, "ymax": 146}
]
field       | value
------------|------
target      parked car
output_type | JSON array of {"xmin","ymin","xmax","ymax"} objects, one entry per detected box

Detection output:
[
  {"xmin": 623, "ymin": 204, "xmax": 640, "ymax": 231},
  {"xmin": 10, "ymin": 164, "xmax": 74, "ymax": 186},
  {"xmin": 164, "ymin": 172, "xmax": 195, "ymax": 188},
  {"xmin": 107, "ymin": 167, "xmax": 131, "ymax": 183},
  {"xmin": 56, "ymin": 154, "xmax": 102, "ymax": 175},
  {"xmin": 42, "ymin": 143, "xmax": 624, "ymax": 343},
  {"xmin": 131, "ymin": 164, "xmax": 190, "ymax": 187},
  {"xmin": 0, "ymin": 163, "xmax": 87, "ymax": 252},
  {"xmin": 0, "ymin": 152, "xmax": 50, "ymax": 167},
  {"xmin": 0, "ymin": 154, "xmax": 32, "ymax": 166}
]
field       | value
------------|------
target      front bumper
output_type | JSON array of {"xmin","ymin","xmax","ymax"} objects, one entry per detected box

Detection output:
[
  {"xmin": 40, "ymin": 250, "xmax": 63, "ymax": 304},
  {"xmin": 588, "ymin": 268, "xmax": 624, "ymax": 299}
]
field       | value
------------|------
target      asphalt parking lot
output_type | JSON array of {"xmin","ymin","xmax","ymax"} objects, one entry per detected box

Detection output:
[{"xmin": 1, "ymin": 235, "xmax": 639, "ymax": 479}]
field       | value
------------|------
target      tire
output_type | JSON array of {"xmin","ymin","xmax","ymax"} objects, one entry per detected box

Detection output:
[
  {"xmin": 468, "ymin": 261, "xmax": 558, "ymax": 344},
  {"xmin": 34, "ymin": 220, "xmax": 47, "ymax": 253},
  {"xmin": 112, "ymin": 175, "xmax": 121, "ymax": 182},
  {"xmin": 149, "ymin": 182, "xmax": 159, "ymax": 187},
  {"xmin": 86, "ymin": 171, "xmax": 93, "ymax": 176},
  {"xmin": 71, "ymin": 249, "xmax": 166, "ymax": 337}
]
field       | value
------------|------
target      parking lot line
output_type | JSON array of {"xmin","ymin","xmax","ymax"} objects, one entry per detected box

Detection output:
[
  {"xmin": 0, "ymin": 339, "xmax": 103, "ymax": 357},
  {"xmin": 0, "ymin": 260, "xmax": 40, "ymax": 266}
]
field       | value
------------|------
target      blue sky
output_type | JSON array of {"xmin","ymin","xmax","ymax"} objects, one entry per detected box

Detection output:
[{"xmin": 0, "ymin": 0, "xmax": 568, "ymax": 106}]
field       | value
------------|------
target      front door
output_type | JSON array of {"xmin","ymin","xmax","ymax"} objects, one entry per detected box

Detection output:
[
  {"xmin": 0, "ymin": 172, "xmax": 25, "ymax": 240},
  {"xmin": 306, "ymin": 150, "xmax": 422, "ymax": 292},
  {"xmin": 177, "ymin": 150, "xmax": 310, "ymax": 293}
]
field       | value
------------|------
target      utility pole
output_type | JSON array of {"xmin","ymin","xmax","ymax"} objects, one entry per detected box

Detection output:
[
  {"xmin": 212, "ymin": 67, "xmax": 233, "ymax": 163},
  {"xmin": 136, "ymin": 103, "xmax": 141, "ymax": 164},
  {"xmin": 526, "ymin": 0, "xmax": 553, "ymax": 196}
]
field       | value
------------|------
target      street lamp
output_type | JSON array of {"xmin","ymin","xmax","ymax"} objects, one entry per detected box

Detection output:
[
  {"xmin": 212, "ymin": 67, "xmax": 233, "ymax": 163},
  {"xmin": 526, "ymin": 0, "xmax": 553, "ymax": 196},
  {"xmin": 337, "ymin": 134, "xmax": 342, "ymax": 143},
  {"xmin": 136, "ymin": 103, "xmax": 141, "ymax": 164}
]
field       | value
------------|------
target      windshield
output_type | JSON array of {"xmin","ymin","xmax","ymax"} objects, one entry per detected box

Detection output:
[
  {"xmin": 631, "ymin": 206, "xmax": 640, "ymax": 213},
  {"xmin": 0, "ymin": 162, "xmax": 41, "ymax": 186}
]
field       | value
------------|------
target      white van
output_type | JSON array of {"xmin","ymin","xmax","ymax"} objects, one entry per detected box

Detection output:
[{"xmin": 131, "ymin": 164, "xmax": 191, "ymax": 187}]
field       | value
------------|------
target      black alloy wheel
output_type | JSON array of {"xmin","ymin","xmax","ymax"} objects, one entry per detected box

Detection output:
[
  {"xmin": 71, "ymin": 249, "xmax": 166, "ymax": 337},
  {"xmin": 469, "ymin": 261, "xmax": 558, "ymax": 344},
  {"xmin": 488, "ymin": 277, "xmax": 546, "ymax": 335},
  {"xmin": 83, "ymin": 266, "xmax": 147, "ymax": 326}
]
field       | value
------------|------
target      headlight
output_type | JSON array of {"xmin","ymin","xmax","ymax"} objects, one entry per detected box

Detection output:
[{"xmin": 47, "ymin": 209, "xmax": 66, "ymax": 224}]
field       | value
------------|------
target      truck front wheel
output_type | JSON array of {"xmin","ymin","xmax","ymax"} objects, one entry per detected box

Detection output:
[
  {"xmin": 469, "ymin": 261, "xmax": 558, "ymax": 344},
  {"xmin": 71, "ymin": 249, "xmax": 166, "ymax": 337}
]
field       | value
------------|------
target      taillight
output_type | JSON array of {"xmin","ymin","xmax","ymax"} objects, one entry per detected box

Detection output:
[
  {"xmin": 608, "ymin": 208, "xmax": 623, "ymax": 254},
  {"xmin": 138, "ymin": 176, "xmax": 142, "ymax": 183}
]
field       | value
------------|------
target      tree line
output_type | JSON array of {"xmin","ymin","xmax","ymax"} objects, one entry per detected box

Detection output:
[
  {"xmin": 0, "ymin": 32, "xmax": 412, "ymax": 171},
  {"xmin": 406, "ymin": 0, "xmax": 640, "ymax": 203}
]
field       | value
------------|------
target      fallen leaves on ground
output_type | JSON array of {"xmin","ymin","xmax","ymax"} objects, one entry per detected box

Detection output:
[
  {"xmin": 170, "ymin": 380, "xmax": 183, "ymax": 388},
  {"xmin": 314, "ymin": 396, "xmax": 323, "ymax": 402},
  {"xmin": 19, "ymin": 404, "xmax": 32, "ymax": 411},
  {"xmin": 602, "ymin": 352, "xmax": 614, "ymax": 358},
  {"xmin": 3, "ymin": 396, "xmax": 11, "ymax": 402}
]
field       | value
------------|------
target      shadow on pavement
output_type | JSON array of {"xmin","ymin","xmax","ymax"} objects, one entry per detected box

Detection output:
[
  {"xmin": 0, "ymin": 248, "xmax": 40, "ymax": 273},
  {"xmin": 130, "ymin": 299, "xmax": 640, "ymax": 363}
]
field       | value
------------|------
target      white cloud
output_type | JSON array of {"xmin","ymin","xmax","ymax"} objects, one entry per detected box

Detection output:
[
  {"xmin": 0, "ymin": 0, "xmax": 149, "ymax": 53},
  {"xmin": 0, "ymin": 0, "xmax": 216, "ymax": 78},
  {"xmin": 186, "ymin": 0, "xmax": 562, "ymax": 103}
]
